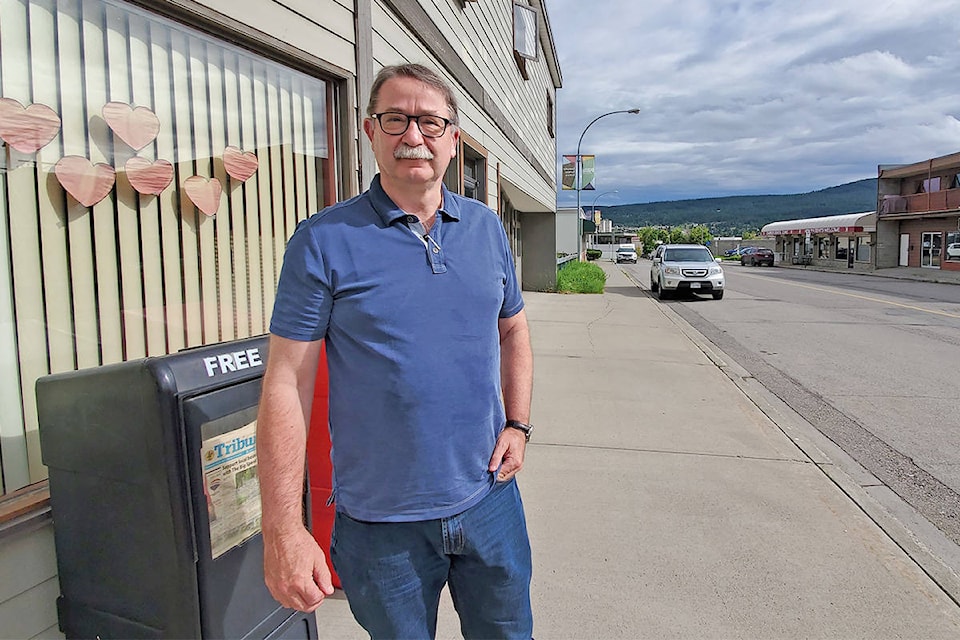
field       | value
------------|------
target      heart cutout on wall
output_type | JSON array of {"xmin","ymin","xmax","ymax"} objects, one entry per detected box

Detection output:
[
  {"xmin": 102, "ymin": 101, "xmax": 160, "ymax": 151},
  {"xmin": 183, "ymin": 176, "xmax": 222, "ymax": 216},
  {"xmin": 125, "ymin": 157, "xmax": 174, "ymax": 195},
  {"xmin": 223, "ymin": 146, "xmax": 259, "ymax": 182},
  {"xmin": 55, "ymin": 156, "xmax": 116, "ymax": 207},
  {"xmin": 0, "ymin": 98, "xmax": 62, "ymax": 153}
]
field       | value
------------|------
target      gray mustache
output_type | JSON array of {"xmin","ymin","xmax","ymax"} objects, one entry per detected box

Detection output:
[{"xmin": 394, "ymin": 144, "xmax": 434, "ymax": 160}]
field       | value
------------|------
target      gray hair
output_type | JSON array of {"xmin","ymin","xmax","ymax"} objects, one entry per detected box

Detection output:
[{"xmin": 366, "ymin": 63, "xmax": 459, "ymax": 125}]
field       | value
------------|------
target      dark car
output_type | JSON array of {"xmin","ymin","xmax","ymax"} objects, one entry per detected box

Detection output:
[{"xmin": 740, "ymin": 247, "xmax": 774, "ymax": 266}]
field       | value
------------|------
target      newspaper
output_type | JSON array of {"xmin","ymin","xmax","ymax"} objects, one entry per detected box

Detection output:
[{"xmin": 201, "ymin": 420, "xmax": 261, "ymax": 559}]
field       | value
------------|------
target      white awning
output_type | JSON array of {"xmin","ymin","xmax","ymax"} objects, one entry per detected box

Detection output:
[{"xmin": 761, "ymin": 211, "xmax": 876, "ymax": 236}]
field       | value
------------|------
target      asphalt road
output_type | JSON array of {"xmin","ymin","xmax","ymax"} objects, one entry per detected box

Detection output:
[{"xmin": 627, "ymin": 259, "xmax": 960, "ymax": 546}]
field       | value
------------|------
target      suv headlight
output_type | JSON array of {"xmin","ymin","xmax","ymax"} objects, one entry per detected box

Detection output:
[
  {"xmin": 709, "ymin": 266, "xmax": 722, "ymax": 275},
  {"xmin": 664, "ymin": 266, "xmax": 681, "ymax": 275}
]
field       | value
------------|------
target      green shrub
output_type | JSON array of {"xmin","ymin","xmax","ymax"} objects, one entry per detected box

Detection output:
[
  {"xmin": 557, "ymin": 261, "xmax": 606, "ymax": 293},
  {"xmin": 586, "ymin": 249, "xmax": 602, "ymax": 261}
]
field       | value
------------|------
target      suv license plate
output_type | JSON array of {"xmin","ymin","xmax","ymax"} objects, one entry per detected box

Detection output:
[{"xmin": 690, "ymin": 282, "xmax": 700, "ymax": 288}]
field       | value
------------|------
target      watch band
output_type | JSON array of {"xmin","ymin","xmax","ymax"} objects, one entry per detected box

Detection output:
[{"xmin": 504, "ymin": 419, "xmax": 533, "ymax": 442}]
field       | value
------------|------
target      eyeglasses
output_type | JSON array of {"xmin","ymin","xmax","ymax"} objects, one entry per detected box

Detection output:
[{"xmin": 371, "ymin": 112, "xmax": 454, "ymax": 138}]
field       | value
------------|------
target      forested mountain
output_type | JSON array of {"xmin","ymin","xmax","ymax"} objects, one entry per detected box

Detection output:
[{"xmin": 597, "ymin": 178, "xmax": 877, "ymax": 235}]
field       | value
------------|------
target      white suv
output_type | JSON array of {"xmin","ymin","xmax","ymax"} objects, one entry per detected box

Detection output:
[
  {"xmin": 615, "ymin": 244, "xmax": 638, "ymax": 263},
  {"xmin": 650, "ymin": 244, "xmax": 724, "ymax": 300}
]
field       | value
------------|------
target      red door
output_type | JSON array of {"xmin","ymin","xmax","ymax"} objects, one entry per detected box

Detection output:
[{"xmin": 305, "ymin": 343, "xmax": 341, "ymax": 587}]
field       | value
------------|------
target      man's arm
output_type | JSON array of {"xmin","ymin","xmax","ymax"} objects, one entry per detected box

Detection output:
[
  {"xmin": 257, "ymin": 334, "xmax": 334, "ymax": 612},
  {"xmin": 489, "ymin": 309, "xmax": 534, "ymax": 481}
]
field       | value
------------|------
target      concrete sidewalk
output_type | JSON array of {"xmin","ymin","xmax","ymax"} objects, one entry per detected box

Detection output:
[{"xmin": 316, "ymin": 263, "xmax": 960, "ymax": 639}]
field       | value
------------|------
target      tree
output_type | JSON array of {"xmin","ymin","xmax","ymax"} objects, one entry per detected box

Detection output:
[{"xmin": 686, "ymin": 224, "xmax": 713, "ymax": 245}]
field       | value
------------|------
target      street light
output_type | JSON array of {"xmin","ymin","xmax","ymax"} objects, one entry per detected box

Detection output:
[
  {"xmin": 575, "ymin": 109, "xmax": 640, "ymax": 260},
  {"xmin": 590, "ymin": 190, "xmax": 618, "ymax": 253}
]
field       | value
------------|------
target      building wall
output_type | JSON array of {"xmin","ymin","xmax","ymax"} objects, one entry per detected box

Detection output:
[
  {"xmin": 898, "ymin": 218, "xmax": 960, "ymax": 271},
  {"xmin": 0, "ymin": 1, "xmax": 560, "ymax": 637}
]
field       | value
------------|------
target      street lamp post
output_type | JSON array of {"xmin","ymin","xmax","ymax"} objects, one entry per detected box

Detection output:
[
  {"xmin": 575, "ymin": 109, "xmax": 640, "ymax": 260},
  {"xmin": 590, "ymin": 190, "xmax": 618, "ymax": 255}
]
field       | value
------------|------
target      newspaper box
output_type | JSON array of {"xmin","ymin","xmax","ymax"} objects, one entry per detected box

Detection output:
[{"xmin": 37, "ymin": 336, "xmax": 318, "ymax": 639}]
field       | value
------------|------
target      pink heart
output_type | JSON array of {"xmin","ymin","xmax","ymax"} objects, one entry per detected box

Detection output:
[
  {"xmin": 125, "ymin": 157, "xmax": 173, "ymax": 195},
  {"xmin": 55, "ymin": 156, "xmax": 116, "ymax": 207},
  {"xmin": 183, "ymin": 176, "xmax": 222, "ymax": 216},
  {"xmin": 102, "ymin": 101, "xmax": 160, "ymax": 150},
  {"xmin": 0, "ymin": 98, "xmax": 61, "ymax": 153},
  {"xmin": 223, "ymin": 146, "xmax": 259, "ymax": 182}
]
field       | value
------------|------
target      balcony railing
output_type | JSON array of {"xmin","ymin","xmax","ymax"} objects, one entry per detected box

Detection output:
[{"xmin": 902, "ymin": 187, "xmax": 960, "ymax": 214}]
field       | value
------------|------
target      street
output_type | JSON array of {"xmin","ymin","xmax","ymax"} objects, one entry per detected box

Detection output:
[{"xmin": 626, "ymin": 259, "xmax": 960, "ymax": 547}]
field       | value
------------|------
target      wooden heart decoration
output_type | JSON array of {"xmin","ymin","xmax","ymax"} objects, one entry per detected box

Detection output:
[
  {"xmin": 183, "ymin": 176, "xmax": 222, "ymax": 216},
  {"xmin": 0, "ymin": 98, "xmax": 61, "ymax": 153},
  {"xmin": 55, "ymin": 156, "xmax": 116, "ymax": 207},
  {"xmin": 223, "ymin": 146, "xmax": 259, "ymax": 182},
  {"xmin": 102, "ymin": 101, "xmax": 160, "ymax": 150},
  {"xmin": 125, "ymin": 157, "xmax": 174, "ymax": 195}
]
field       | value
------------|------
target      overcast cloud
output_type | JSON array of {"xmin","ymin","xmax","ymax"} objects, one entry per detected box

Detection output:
[{"xmin": 547, "ymin": 0, "xmax": 960, "ymax": 207}]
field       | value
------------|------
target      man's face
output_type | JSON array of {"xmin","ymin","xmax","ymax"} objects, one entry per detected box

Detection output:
[{"xmin": 363, "ymin": 77, "xmax": 459, "ymax": 190}]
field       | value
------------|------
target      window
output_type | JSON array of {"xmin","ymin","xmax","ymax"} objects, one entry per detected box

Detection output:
[
  {"xmin": 0, "ymin": 0, "xmax": 336, "ymax": 495},
  {"xmin": 513, "ymin": 3, "xmax": 538, "ymax": 79},
  {"xmin": 818, "ymin": 237, "xmax": 830, "ymax": 259},
  {"xmin": 546, "ymin": 92, "xmax": 555, "ymax": 138},
  {"xmin": 946, "ymin": 232, "xmax": 960, "ymax": 262},
  {"xmin": 444, "ymin": 133, "xmax": 487, "ymax": 204},
  {"xmin": 835, "ymin": 237, "xmax": 849, "ymax": 260},
  {"xmin": 856, "ymin": 237, "xmax": 871, "ymax": 262}
]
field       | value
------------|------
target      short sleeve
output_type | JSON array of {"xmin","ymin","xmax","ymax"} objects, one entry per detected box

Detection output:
[{"xmin": 269, "ymin": 219, "xmax": 334, "ymax": 341}]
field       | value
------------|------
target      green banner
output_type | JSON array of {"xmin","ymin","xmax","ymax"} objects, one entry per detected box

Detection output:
[{"xmin": 581, "ymin": 155, "xmax": 595, "ymax": 190}]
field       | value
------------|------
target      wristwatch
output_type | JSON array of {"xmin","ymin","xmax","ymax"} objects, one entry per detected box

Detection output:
[{"xmin": 504, "ymin": 419, "xmax": 533, "ymax": 442}]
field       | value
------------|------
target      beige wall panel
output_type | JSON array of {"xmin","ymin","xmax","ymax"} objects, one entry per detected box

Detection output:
[
  {"xmin": 193, "ymin": 0, "xmax": 356, "ymax": 73},
  {"xmin": 150, "ymin": 22, "xmax": 187, "ymax": 353},
  {"xmin": 278, "ymin": 85, "xmax": 299, "ymax": 248},
  {"xmin": 266, "ymin": 78, "xmax": 288, "ymax": 305},
  {"xmin": 253, "ymin": 75, "xmax": 278, "ymax": 319},
  {"xmin": 238, "ymin": 61, "xmax": 266, "ymax": 335},
  {"xmin": 223, "ymin": 58, "xmax": 251, "ymax": 338},
  {"xmin": 31, "ymin": 3, "xmax": 73, "ymax": 375},
  {"xmin": 206, "ymin": 47, "xmax": 236, "ymax": 342},
  {"xmin": 106, "ymin": 3, "xmax": 147, "ymax": 360},
  {"xmin": 188, "ymin": 46, "xmax": 221, "ymax": 346},
  {"xmin": 170, "ymin": 32, "xmax": 204, "ymax": 348},
  {"xmin": 55, "ymin": 2, "xmax": 99, "ymax": 371},
  {"xmin": 128, "ymin": 14, "xmax": 167, "ymax": 357}
]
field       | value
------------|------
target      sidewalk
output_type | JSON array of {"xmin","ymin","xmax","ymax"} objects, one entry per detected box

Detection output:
[{"xmin": 315, "ymin": 263, "xmax": 960, "ymax": 639}]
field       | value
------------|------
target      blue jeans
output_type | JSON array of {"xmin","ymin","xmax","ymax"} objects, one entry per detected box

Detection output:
[{"xmin": 330, "ymin": 478, "xmax": 533, "ymax": 639}]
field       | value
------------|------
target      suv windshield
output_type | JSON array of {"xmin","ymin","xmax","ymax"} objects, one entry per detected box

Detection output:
[
  {"xmin": 617, "ymin": 247, "xmax": 634, "ymax": 253},
  {"xmin": 663, "ymin": 248, "xmax": 713, "ymax": 262}
]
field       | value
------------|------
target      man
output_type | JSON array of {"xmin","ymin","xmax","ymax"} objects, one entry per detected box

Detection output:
[{"xmin": 257, "ymin": 63, "xmax": 534, "ymax": 639}]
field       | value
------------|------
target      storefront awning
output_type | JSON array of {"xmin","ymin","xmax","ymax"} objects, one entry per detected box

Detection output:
[{"xmin": 761, "ymin": 211, "xmax": 876, "ymax": 236}]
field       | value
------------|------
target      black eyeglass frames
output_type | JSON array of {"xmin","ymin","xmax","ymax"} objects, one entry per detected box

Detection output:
[{"xmin": 371, "ymin": 112, "xmax": 454, "ymax": 138}]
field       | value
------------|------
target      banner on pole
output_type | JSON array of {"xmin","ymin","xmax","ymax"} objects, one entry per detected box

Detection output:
[
  {"xmin": 581, "ymin": 155, "xmax": 596, "ymax": 190},
  {"xmin": 561, "ymin": 155, "xmax": 576, "ymax": 190}
]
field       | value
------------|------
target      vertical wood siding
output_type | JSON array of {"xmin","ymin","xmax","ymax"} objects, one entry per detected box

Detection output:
[{"xmin": 0, "ymin": 0, "xmax": 331, "ymax": 490}]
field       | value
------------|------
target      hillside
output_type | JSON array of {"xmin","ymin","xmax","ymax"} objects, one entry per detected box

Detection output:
[{"xmin": 598, "ymin": 178, "xmax": 877, "ymax": 235}]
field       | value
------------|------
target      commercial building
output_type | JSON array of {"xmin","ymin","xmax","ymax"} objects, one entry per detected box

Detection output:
[
  {"xmin": 0, "ymin": 1, "xmax": 561, "ymax": 636},
  {"xmin": 876, "ymin": 151, "xmax": 960, "ymax": 271},
  {"xmin": 761, "ymin": 212, "xmax": 877, "ymax": 271}
]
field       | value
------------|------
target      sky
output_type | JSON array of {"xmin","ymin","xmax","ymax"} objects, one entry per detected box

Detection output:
[{"xmin": 546, "ymin": 0, "xmax": 960, "ymax": 208}]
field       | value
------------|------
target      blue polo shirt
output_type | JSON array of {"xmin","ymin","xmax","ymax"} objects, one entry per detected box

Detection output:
[{"xmin": 270, "ymin": 175, "xmax": 524, "ymax": 522}]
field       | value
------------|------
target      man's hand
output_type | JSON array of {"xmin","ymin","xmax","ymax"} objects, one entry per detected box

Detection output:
[
  {"xmin": 263, "ymin": 525, "xmax": 335, "ymax": 613},
  {"xmin": 488, "ymin": 426, "xmax": 527, "ymax": 482}
]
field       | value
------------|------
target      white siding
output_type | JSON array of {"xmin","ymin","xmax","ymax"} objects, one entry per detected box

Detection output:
[{"xmin": 0, "ymin": 526, "xmax": 61, "ymax": 639}]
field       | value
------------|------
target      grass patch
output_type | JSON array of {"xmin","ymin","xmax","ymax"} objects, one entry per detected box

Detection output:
[{"xmin": 557, "ymin": 261, "xmax": 606, "ymax": 293}]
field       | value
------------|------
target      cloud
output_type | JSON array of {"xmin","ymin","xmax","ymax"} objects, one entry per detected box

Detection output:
[{"xmin": 548, "ymin": 0, "xmax": 960, "ymax": 205}]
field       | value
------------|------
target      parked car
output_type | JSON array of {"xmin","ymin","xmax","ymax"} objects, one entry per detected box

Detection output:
[
  {"xmin": 649, "ymin": 243, "xmax": 724, "ymax": 300},
  {"xmin": 724, "ymin": 246, "xmax": 754, "ymax": 257},
  {"xmin": 947, "ymin": 243, "xmax": 960, "ymax": 259},
  {"xmin": 741, "ymin": 247, "xmax": 775, "ymax": 266},
  {"xmin": 615, "ymin": 244, "xmax": 638, "ymax": 264}
]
